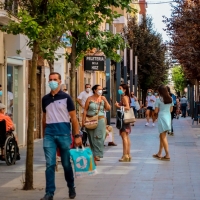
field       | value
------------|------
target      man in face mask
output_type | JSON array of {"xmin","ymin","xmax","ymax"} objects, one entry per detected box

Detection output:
[
  {"xmin": 41, "ymin": 72, "xmax": 82, "ymax": 200},
  {"xmin": 76, "ymin": 84, "xmax": 93, "ymax": 117}
]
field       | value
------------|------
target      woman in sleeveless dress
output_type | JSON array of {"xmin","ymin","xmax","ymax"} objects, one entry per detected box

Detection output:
[
  {"xmin": 115, "ymin": 84, "xmax": 131, "ymax": 162},
  {"xmin": 153, "ymin": 85, "xmax": 174, "ymax": 161},
  {"xmin": 82, "ymin": 85, "xmax": 111, "ymax": 163}
]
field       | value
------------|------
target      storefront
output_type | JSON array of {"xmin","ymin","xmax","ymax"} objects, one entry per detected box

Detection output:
[
  {"xmin": 5, "ymin": 58, "xmax": 27, "ymax": 146},
  {"xmin": 3, "ymin": 34, "xmax": 31, "ymax": 146}
]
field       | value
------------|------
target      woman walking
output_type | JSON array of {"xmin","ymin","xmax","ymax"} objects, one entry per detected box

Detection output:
[
  {"xmin": 130, "ymin": 92, "xmax": 138, "ymax": 119},
  {"xmin": 115, "ymin": 84, "xmax": 131, "ymax": 162},
  {"xmin": 145, "ymin": 89, "xmax": 156, "ymax": 127},
  {"xmin": 153, "ymin": 85, "xmax": 174, "ymax": 161},
  {"xmin": 82, "ymin": 85, "xmax": 111, "ymax": 163}
]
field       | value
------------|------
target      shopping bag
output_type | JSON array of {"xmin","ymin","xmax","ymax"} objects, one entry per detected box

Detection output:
[
  {"xmin": 135, "ymin": 101, "xmax": 140, "ymax": 111},
  {"xmin": 70, "ymin": 147, "xmax": 97, "ymax": 178},
  {"xmin": 81, "ymin": 127, "xmax": 88, "ymax": 147},
  {"xmin": 105, "ymin": 132, "xmax": 112, "ymax": 143}
]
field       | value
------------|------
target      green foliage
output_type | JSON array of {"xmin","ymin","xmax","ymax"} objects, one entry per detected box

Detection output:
[
  {"xmin": 1, "ymin": 0, "xmax": 79, "ymax": 61},
  {"xmin": 124, "ymin": 16, "xmax": 168, "ymax": 91},
  {"xmin": 172, "ymin": 66, "xmax": 187, "ymax": 94},
  {"xmin": 164, "ymin": 0, "xmax": 200, "ymax": 80},
  {"xmin": 67, "ymin": 0, "xmax": 134, "ymax": 66}
]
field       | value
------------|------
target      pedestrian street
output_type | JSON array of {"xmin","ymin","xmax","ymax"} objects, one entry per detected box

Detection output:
[{"xmin": 0, "ymin": 117, "xmax": 200, "ymax": 200}]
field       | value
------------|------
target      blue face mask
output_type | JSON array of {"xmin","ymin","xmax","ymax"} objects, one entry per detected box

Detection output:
[
  {"xmin": 49, "ymin": 81, "xmax": 58, "ymax": 90},
  {"xmin": 0, "ymin": 91, "xmax": 2, "ymax": 96},
  {"xmin": 148, "ymin": 92, "xmax": 152, "ymax": 96},
  {"xmin": 154, "ymin": 93, "xmax": 158, "ymax": 96},
  {"xmin": 118, "ymin": 89, "xmax": 124, "ymax": 95}
]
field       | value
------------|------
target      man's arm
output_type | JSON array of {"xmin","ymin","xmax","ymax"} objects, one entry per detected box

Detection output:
[
  {"xmin": 42, "ymin": 113, "xmax": 46, "ymax": 138},
  {"xmin": 69, "ymin": 110, "xmax": 82, "ymax": 146},
  {"xmin": 76, "ymin": 98, "xmax": 84, "ymax": 108}
]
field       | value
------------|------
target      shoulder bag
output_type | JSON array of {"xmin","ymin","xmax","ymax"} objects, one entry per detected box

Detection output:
[
  {"xmin": 116, "ymin": 108, "xmax": 124, "ymax": 129},
  {"xmin": 84, "ymin": 101, "xmax": 102, "ymax": 129},
  {"xmin": 122, "ymin": 106, "xmax": 136, "ymax": 124}
]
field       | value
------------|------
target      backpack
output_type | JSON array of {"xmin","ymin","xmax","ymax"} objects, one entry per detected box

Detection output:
[{"xmin": 116, "ymin": 109, "xmax": 124, "ymax": 129}]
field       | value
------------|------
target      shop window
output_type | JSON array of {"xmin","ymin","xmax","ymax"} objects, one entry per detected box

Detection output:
[{"xmin": 7, "ymin": 65, "xmax": 18, "ymax": 133}]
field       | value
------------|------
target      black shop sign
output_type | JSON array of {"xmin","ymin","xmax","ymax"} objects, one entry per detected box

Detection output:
[{"xmin": 84, "ymin": 56, "xmax": 105, "ymax": 71}]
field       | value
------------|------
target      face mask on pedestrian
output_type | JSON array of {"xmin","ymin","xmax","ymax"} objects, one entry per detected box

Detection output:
[
  {"xmin": 49, "ymin": 81, "xmax": 59, "ymax": 91},
  {"xmin": 86, "ymin": 88, "xmax": 90, "ymax": 93},
  {"xmin": 0, "ymin": 91, "xmax": 2, "ymax": 96},
  {"xmin": 148, "ymin": 92, "xmax": 152, "ymax": 96},
  {"xmin": 118, "ymin": 89, "xmax": 124, "ymax": 95},
  {"xmin": 154, "ymin": 93, "xmax": 158, "ymax": 96},
  {"xmin": 97, "ymin": 90, "xmax": 103, "ymax": 96}
]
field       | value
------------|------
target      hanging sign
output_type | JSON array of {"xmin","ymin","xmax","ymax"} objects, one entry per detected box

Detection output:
[{"xmin": 84, "ymin": 56, "xmax": 105, "ymax": 71}]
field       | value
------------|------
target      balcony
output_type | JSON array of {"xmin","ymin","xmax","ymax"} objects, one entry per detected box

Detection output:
[{"xmin": 0, "ymin": 0, "xmax": 18, "ymax": 25}]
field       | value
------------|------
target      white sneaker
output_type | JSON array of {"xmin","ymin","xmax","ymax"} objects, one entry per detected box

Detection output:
[
  {"xmin": 145, "ymin": 123, "xmax": 149, "ymax": 126},
  {"xmin": 152, "ymin": 123, "xmax": 155, "ymax": 127}
]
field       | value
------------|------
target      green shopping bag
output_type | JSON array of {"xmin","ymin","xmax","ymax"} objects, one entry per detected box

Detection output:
[{"xmin": 70, "ymin": 147, "xmax": 97, "ymax": 178}]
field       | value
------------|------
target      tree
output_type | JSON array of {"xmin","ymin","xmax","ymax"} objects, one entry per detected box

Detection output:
[
  {"xmin": 163, "ymin": 0, "xmax": 200, "ymax": 80},
  {"xmin": 1, "ymin": 0, "xmax": 134, "ymax": 190},
  {"xmin": 124, "ymin": 16, "xmax": 168, "ymax": 93},
  {"xmin": 65, "ymin": 0, "xmax": 134, "ymax": 101},
  {"xmin": 0, "ymin": 0, "xmax": 79, "ymax": 190},
  {"xmin": 171, "ymin": 66, "xmax": 187, "ymax": 94}
]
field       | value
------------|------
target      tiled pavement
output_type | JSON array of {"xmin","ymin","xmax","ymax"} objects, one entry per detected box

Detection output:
[{"xmin": 1, "ymin": 117, "xmax": 200, "ymax": 200}]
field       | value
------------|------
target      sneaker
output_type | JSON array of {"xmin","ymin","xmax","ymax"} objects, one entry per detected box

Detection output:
[
  {"xmin": 40, "ymin": 194, "xmax": 53, "ymax": 200},
  {"xmin": 69, "ymin": 187, "xmax": 76, "ymax": 199},
  {"xmin": 145, "ymin": 123, "xmax": 149, "ymax": 126},
  {"xmin": 152, "ymin": 123, "xmax": 155, "ymax": 127}
]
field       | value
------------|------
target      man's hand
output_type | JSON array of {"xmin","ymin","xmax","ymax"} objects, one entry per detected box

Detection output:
[{"xmin": 74, "ymin": 137, "xmax": 82, "ymax": 147}]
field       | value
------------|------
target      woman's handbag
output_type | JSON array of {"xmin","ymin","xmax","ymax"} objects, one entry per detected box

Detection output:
[
  {"xmin": 116, "ymin": 108, "xmax": 124, "ymax": 129},
  {"xmin": 122, "ymin": 106, "xmax": 136, "ymax": 124},
  {"xmin": 84, "ymin": 102, "xmax": 101, "ymax": 129}
]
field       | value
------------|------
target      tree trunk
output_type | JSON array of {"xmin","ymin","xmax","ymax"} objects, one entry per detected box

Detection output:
[
  {"xmin": 48, "ymin": 60, "xmax": 54, "ymax": 73},
  {"xmin": 23, "ymin": 41, "xmax": 39, "ymax": 190},
  {"xmin": 70, "ymin": 38, "xmax": 77, "ymax": 103}
]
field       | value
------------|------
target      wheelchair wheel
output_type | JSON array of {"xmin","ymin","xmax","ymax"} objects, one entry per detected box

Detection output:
[{"xmin": 4, "ymin": 136, "xmax": 17, "ymax": 166}]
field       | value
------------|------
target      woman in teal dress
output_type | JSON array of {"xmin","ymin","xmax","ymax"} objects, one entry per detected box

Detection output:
[
  {"xmin": 153, "ymin": 85, "xmax": 174, "ymax": 161},
  {"xmin": 82, "ymin": 85, "xmax": 111, "ymax": 163}
]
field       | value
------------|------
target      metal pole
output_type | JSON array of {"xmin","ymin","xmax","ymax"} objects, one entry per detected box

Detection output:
[
  {"xmin": 134, "ymin": 56, "xmax": 138, "ymax": 96},
  {"xmin": 124, "ymin": 48, "xmax": 127, "ymax": 84},
  {"xmin": 116, "ymin": 50, "xmax": 121, "ymax": 103},
  {"xmin": 106, "ymin": 58, "xmax": 111, "ymax": 125},
  {"xmin": 105, "ymin": 23, "xmax": 112, "ymax": 125},
  {"xmin": 130, "ymin": 49, "xmax": 133, "ymax": 92}
]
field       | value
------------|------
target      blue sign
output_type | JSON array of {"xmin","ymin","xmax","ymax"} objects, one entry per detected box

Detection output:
[{"xmin": 61, "ymin": 33, "xmax": 72, "ymax": 47}]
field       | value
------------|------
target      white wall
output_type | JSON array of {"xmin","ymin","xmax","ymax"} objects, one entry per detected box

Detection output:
[{"xmin": 45, "ymin": 47, "xmax": 66, "ymax": 94}]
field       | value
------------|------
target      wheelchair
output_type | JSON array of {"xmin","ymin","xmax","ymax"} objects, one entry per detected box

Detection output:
[{"xmin": 0, "ymin": 120, "xmax": 18, "ymax": 165}]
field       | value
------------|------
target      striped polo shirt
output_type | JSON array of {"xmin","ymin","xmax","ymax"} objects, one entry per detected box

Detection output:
[{"xmin": 42, "ymin": 90, "xmax": 75, "ymax": 135}]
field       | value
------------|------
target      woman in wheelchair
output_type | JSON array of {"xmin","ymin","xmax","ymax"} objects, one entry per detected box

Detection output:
[{"xmin": 0, "ymin": 103, "xmax": 20, "ymax": 161}]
